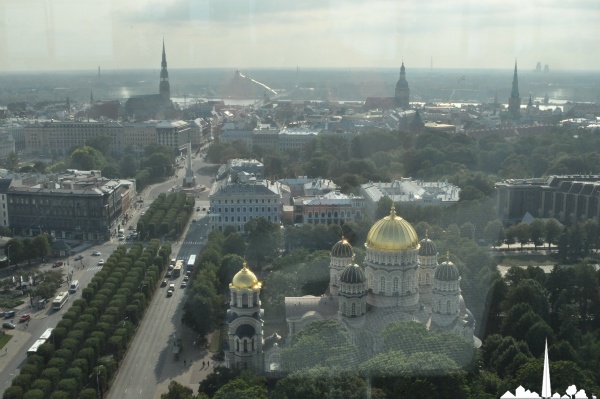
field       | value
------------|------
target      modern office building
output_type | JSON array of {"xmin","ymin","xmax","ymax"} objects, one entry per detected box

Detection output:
[{"xmin": 496, "ymin": 175, "xmax": 600, "ymax": 226}]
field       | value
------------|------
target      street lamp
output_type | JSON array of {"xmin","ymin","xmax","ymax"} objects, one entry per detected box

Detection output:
[{"xmin": 96, "ymin": 365, "xmax": 105, "ymax": 399}]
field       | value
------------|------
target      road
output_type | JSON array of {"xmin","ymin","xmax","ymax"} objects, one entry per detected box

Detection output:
[
  {"xmin": 0, "ymin": 238, "xmax": 122, "ymax": 397},
  {"xmin": 0, "ymin": 153, "xmax": 218, "ymax": 398},
  {"xmin": 106, "ymin": 155, "xmax": 215, "ymax": 398}
]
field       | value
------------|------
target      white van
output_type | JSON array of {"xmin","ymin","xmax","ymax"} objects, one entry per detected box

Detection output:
[{"xmin": 69, "ymin": 280, "xmax": 79, "ymax": 294}]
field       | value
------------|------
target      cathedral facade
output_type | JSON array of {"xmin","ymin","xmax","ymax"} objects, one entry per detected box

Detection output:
[{"xmin": 225, "ymin": 205, "xmax": 477, "ymax": 373}]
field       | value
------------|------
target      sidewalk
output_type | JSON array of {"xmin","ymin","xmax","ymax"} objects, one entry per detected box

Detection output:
[{"xmin": 0, "ymin": 329, "xmax": 32, "ymax": 374}]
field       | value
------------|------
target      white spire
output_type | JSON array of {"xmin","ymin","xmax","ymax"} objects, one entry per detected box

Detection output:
[{"xmin": 542, "ymin": 339, "xmax": 551, "ymax": 398}]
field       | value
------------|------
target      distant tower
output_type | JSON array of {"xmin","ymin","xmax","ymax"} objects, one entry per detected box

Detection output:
[
  {"xmin": 395, "ymin": 62, "xmax": 410, "ymax": 108},
  {"xmin": 66, "ymin": 97, "xmax": 71, "ymax": 113},
  {"xmin": 431, "ymin": 255, "xmax": 461, "ymax": 329},
  {"xmin": 183, "ymin": 142, "xmax": 196, "ymax": 187},
  {"xmin": 226, "ymin": 263, "xmax": 264, "ymax": 372},
  {"xmin": 329, "ymin": 238, "xmax": 355, "ymax": 296},
  {"xmin": 418, "ymin": 233, "xmax": 438, "ymax": 307},
  {"xmin": 159, "ymin": 39, "xmax": 171, "ymax": 102},
  {"xmin": 90, "ymin": 91, "xmax": 94, "ymax": 105},
  {"xmin": 542, "ymin": 339, "xmax": 552, "ymax": 399},
  {"xmin": 508, "ymin": 61, "xmax": 521, "ymax": 119},
  {"xmin": 338, "ymin": 263, "xmax": 367, "ymax": 324}
]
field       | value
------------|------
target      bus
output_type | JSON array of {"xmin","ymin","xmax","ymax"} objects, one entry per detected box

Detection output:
[
  {"xmin": 52, "ymin": 291, "xmax": 69, "ymax": 310},
  {"xmin": 186, "ymin": 255, "xmax": 196, "ymax": 271},
  {"xmin": 27, "ymin": 328, "xmax": 54, "ymax": 357},
  {"xmin": 173, "ymin": 260, "xmax": 183, "ymax": 277},
  {"xmin": 27, "ymin": 339, "xmax": 48, "ymax": 357},
  {"xmin": 68, "ymin": 280, "xmax": 79, "ymax": 294}
]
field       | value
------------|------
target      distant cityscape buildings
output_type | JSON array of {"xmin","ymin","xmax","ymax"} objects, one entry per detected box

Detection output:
[{"xmin": 496, "ymin": 175, "xmax": 600, "ymax": 226}]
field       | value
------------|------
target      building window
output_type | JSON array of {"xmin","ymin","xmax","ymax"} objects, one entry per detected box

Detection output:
[
  {"xmin": 393, "ymin": 277, "xmax": 399, "ymax": 292},
  {"xmin": 351, "ymin": 303, "xmax": 356, "ymax": 315},
  {"xmin": 446, "ymin": 300, "xmax": 451, "ymax": 313},
  {"xmin": 380, "ymin": 277, "xmax": 385, "ymax": 293},
  {"xmin": 426, "ymin": 273, "xmax": 430, "ymax": 284}
]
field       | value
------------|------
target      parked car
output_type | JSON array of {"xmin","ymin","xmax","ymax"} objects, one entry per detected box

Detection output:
[
  {"xmin": 166, "ymin": 271, "xmax": 172, "ymax": 277},
  {"xmin": 181, "ymin": 281, "xmax": 187, "ymax": 288},
  {"xmin": 161, "ymin": 280, "xmax": 168, "ymax": 287},
  {"xmin": 128, "ymin": 225, "xmax": 135, "ymax": 230},
  {"xmin": 74, "ymin": 254, "xmax": 84, "ymax": 261},
  {"xmin": 183, "ymin": 275, "xmax": 189, "ymax": 282},
  {"xmin": 19, "ymin": 314, "xmax": 30, "ymax": 322},
  {"xmin": 2, "ymin": 322, "xmax": 15, "ymax": 329},
  {"xmin": 166, "ymin": 289, "xmax": 173, "ymax": 297},
  {"xmin": 52, "ymin": 261, "xmax": 64, "ymax": 268},
  {"xmin": 4, "ymin": 310, "xmax": 16, "ymax": 319},
  {"xmin": 92, "ymin": 251, "xmax": 101, "ymax": 256},
  {"xmin": 98, "ymin": 259, "xmax": 105, "ymax": 266}
]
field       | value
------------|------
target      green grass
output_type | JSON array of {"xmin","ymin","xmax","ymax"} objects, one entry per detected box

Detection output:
[
  {"xmin": 209, "ymin": 325, "xmax": 227, "ymax": 353},
  {"xmin": 0, "ymin": 332, "xmax": 12, "ymax": 350},
  {"xmin": 496, "ymin": 254, "xmax": 559, "ymax": 267}
]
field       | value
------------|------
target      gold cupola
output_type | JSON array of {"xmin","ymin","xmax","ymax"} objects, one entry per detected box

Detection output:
[
  {"xmin": 365, "ymin": 205, "xmax": 419, "ymax": 252},
  {"xmin": 230, "ymin": 262, "xmax": 261, "ymax": 289}
]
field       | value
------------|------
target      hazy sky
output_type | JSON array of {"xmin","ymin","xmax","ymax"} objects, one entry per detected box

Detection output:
[{"xmin": 0, "ymin": 0, "xmax": 598, "ymax": 71}]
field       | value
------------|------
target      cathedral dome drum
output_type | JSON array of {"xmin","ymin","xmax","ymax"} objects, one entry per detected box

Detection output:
[
  {"xmin": 418, "ymin": 236, "xmax": 437, "ymax": 256},
  {"xmin": 340, "ymin": 263, "xmax": 367, "ymax": 284},
  {"xmin": 331, "ymin": 238, "xmax": 354, "ymax": 258},
  {"xmin": 231, "ymin": 263, "xmax": 261, "ymax": 289},
  {"xmin": 365, "ymin": 205, "xmax": 419, "ymax": 252},
  {"xmin": 434, "ymin": 260, "xmax": 460, "ymax": 281}
]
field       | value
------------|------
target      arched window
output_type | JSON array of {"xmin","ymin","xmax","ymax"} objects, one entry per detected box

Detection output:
[
  {"xmin": 233, "ymin": 292, "xmax": 238, "ymax": 306},
  {"xmin": 243, "ymin": 340, "xmax": 248, "ymax": 353},
  {"xmin": 242, "ymin": 293, "xmax": 248, "ymax": 307},
  {"xmin": 446, "ymin": 300, "xmax": 451, "ymax": 313},
  {"xmin": 253, "ymin": 292, "xmax": 258, "ymax": 306},
  {"xmin": 380, "ymin": 276, "xmax": 385, "ymax": 293},
  {"xmin": 252, "ymin": 338, "xmax": 255, "ymax": 351},
  {"xmin": 342, "ymin": 302, "xmax": 346, "ymax": 314},
  {"xmin": 407, "ymin": 276, "xmax": 413, "ymax": 293},
  {"xmin": 369, "ymin": 275, "xmax": 374, "ymax": 289},
  {"xmin": 393, "ymin": 277, "xmax": 399, "ymax": 292},
  {"xmin": 351, "ymin": 303, "xmax": 356, "ymax": 315},
  {"xmin": 236, "ymin": 339, "xmax": 240, "ymax": 352},
  {"xmin": 437, "ymin": 299, "xmax": 441, "ymax": 312},
  {"xmin": 426, "ymin": 273, "xmax": 430, "ymax": 284}
]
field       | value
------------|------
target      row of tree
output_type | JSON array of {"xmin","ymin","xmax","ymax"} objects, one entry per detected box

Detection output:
[
  {"xmin": 3, "ymin": 239, "xmax": 171, "ymax": 399},
  {"xmin": 1, "ymin": 234, "xmax": 51, "ymax": 268},
  {"xmin": 137, "ymin": 192, "xmax": 195, "ymax": 239}
]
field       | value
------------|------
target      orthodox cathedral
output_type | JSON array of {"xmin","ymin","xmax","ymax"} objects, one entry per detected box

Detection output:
[{"xmin": 225, "ymin": 205, "xmax": 477, "ymax": 373}]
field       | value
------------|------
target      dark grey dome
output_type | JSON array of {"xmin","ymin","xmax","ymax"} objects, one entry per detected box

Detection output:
[
  {"xmin": 331, "ymin": 239, "xmax": 354, "ymax": 258},
  {"xmin": 434, "ymin": 261, "xmax": 459, "ymax": 281},
  {"xmin": 418, "ymin": 237, "xmax": 437, "ymax": 256},
  {"xmin": 340, "ymin": 264, "xmax": 366, "ymax": 284}
]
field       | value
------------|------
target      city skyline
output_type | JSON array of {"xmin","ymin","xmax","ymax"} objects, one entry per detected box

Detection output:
[{"xmin": 0, "ymin": 0, "xmax": 598, "ymax": 72}]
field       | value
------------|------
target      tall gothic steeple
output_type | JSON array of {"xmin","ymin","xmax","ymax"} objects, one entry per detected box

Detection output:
[
  {"xmin": 159, "ymin": 39, "xmax": 171, "ymax": 101},
  {"xmin": 395, "ymin": 62, "xmax": 410, "ymax": 108},
  {"xmin": 508, "ymin": 61, "xmax": 521, "ymax": 119}
]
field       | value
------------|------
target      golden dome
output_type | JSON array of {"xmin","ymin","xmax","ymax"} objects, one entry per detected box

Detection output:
[
  {"xmin": 231, "ymin": 262, "xmax": 261, "ymax": 289},
  {"xmin": 365, "ymin": 205, "xmax": 419, "ymax": 251}
]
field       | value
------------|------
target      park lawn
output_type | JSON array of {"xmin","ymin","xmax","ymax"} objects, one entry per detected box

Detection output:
[
  {"xmin": 0, "ymin": 332, "xmax": 12, "ymax": 350},
  {"xmin": 209, "ymin": 325, "xmax": 227, "ymax": 353},
  {"xmin": 496, "ymin": 254, "xmax": 559, "ymax": 268}
]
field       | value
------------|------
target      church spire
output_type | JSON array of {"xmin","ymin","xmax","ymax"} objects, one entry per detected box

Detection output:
[
  {"xmin": 395, "ymin": 62, "xmax": 410, "ymax": 108},
  {"xmin": 159, "ymin": 39, "xmax": 171, "ymax": 101},
  {"xmin": 541, "ymin": 339, "xmax": 552, "ymax": 398},
  {"xmin": 508, "ymin": 60, "xmax": 521, "ymax": 119}
]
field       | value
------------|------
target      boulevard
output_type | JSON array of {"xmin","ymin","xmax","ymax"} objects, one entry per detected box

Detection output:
[{"xmin": 0, "ymin": 152, "xmax": 217, "ymax": 398}]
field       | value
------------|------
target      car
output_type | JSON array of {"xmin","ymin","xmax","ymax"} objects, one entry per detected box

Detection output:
[
  {"xmin": 137, "ymin": 199, "xmax": 144, "ymax": 203},
  {"xmin": 2, "ymin": 322, "xmax": 15, "ymax": 329},
  {"xmin": 166, "ymin": 271, "xmax": 172, "ymax": 277},
  {"xmin": 4, "ymin": 310, "xmax": 16, "ymax": 319},
  {"xmin": 169, "ymin": 284, "xmax": 175, "ymax": 291},
  {"xmin": 192, "ymin": 219, "xmax": 196, "ymax": 223},
  {"xmin": 183, "ymin": 275, "xmax": 189, "ymax": 282},
  {"xmin": 19, "ymin": 314, "xmax": 30, "ymax": 322},
  {"xmin": 161, "ymin": 280, "xmax": 167, "ymax": 287},
  {"xmin": 52, "ymin": 261, "xmax": 64, "ymax": 268},
  {"xmin": 74, "ymin": 254, "xmax": 83, "ymax": 261},
  {"xmin": 118, "ymin": 236, "xmax": 125, "ymax": 241},
  {"xmin": 181, "ymin": 281, "xmax": 187, "ymax": 288},
  {"xmin": 202, "ymin": 207, "xmax": 206, "ymax": 211},
  {"xmin": 92, "ymin": 251, "xmax": 101, "ymax": 256},
  {"xmin": 98, "ymin": 259, "xmax": 105, "ymax": 266},
  {"xmin": 166, "ymin": 290, "xmax": 173, "ymax": 297},
  {"xmin": 128, "ymin": 225, "xmax": 135, "ymax": 230},
  {"xmin": 186, "ymin": 271, "xmax": 191, "ymax": 277},
  {"xmin": 196, "ymin": 207, "xmax": 200, "ymax": 211}
]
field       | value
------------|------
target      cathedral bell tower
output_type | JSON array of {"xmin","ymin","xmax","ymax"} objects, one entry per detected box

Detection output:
[
  {"xmin": 225, "ymin": 263, "xmax": 264, "ymax": 372},
  {"xmin": 508, "ymin": 61, "xmax": 521, "ymax": 120},
  {"xmin": 395, "ymin": 62, "xmax": 410, "ymax": 108},
  {"xmin": 159, "ymin": 39, "xmax": 171, "ymax": 102},
  {"xmin": 431, "ymin": 255, "xmax": 461, "ymax": 330}
]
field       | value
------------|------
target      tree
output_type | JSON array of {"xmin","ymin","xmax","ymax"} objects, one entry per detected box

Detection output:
[
  {"xmin": 199, "ymin": 367, "xmax": 240, "ymax": 397},
  {"xmin": 484, "ymin": 220, "xmax": 505, "ymax": 247},
  {"xmin": 222, "ymin": 233, "xmax": 246, "ymax": 257},
  {"xmin": 4, "ymin": 151, "xmax": 19, "ymax": 171},
  {"xmin": 503, "ymin": 279, "xmax": 550, "ymax": 320},
  {"xmin": 529, "ymin": 219, "xmax": 545, "ymax": 248},
  {"xmin": 545, "ymin": 219, "xmax": 562, "ymax": 248},
  {"xmin": 244, "ymin": 218, "xmax": 280, "ymax": 267},
  {"xmin": 161, "ymin": 381, "xmax": 195, "ymax": 399},
  {"xmin": 32, "ymin": 234, "xmax": 51, "ymax": 259},
  {"xmin": 213, "ymin": 373, "xmax": 268, "ymax": 399},
  {"xmin": 375, "ymin": 196, "xmax": 394, "ymax": 220}
]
